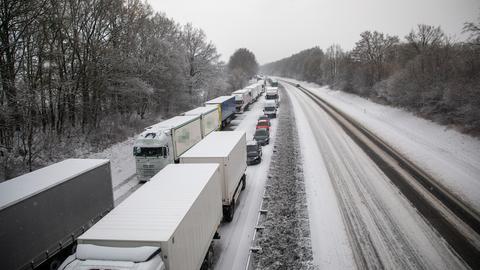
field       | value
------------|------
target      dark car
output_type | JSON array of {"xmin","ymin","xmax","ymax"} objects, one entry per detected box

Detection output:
[
  {"xmin": 254, "ymin": 128, "xmax": 270, "ymax": 146},
  {"xmin": 296, "ymin": 83, "xmax": 301, "ymax": 87},
  {"xmin": 246, "ymin": 140, "xmax": 262, "ymax": 165}
]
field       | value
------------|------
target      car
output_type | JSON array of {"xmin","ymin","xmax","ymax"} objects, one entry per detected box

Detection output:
[
  {"xmin": 258, "ymin": 115, "xmax": 271, "ymax": 123},
  {"xmin": 246, "ymin": 140, "xmax": 262, "ymax": 165},
  {"xmin": 296, "ymin": 83, "xmax": 301, "ymax": 87},
  {"xmin": 254, "ymin": 128, "xmax": 270, "ymax": 146},
  {"xmin": 256, "ymin": 119, "xmax": 271, "ymax": 131}
]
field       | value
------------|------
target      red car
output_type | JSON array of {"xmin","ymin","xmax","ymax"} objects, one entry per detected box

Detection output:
[{"xmin": 256, "ymin": 119, "xmax": 271, "ymax": 131}]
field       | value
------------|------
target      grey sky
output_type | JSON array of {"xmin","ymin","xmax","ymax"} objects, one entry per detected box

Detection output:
[{"xmin": 148, "ymin": 0, "xmax": 480, "ymax": 65}]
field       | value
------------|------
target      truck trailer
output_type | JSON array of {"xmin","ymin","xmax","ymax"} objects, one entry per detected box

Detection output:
[
  {"xmin": 184, "ymin": 105, "xmax": 221, "ymax": 137},
  {"xmin": 59, "ymin": 163, "xmax": 223, "ymax": 270},
  {"xmin": 0, "ymin": 159, "xmax": 113, "ymax": 270},
  {"xmin": 134, "ymin": 115, "xmax": 202, "ymax": 181},
  {"xmin": 180, "ymin": 131, "xmax": 247, "ymax": 222},
  {"xmin": 205, "ymin": 95, "xmax": 236, "ymax": 129},
  {"xmin": 232, "ymin": 89, "xmax": 251, "ymax": 113}
]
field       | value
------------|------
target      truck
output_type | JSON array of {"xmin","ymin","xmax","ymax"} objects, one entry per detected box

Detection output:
[
  {"xmin": 232, "ymin": 89, "xmax": 251, "ymax": 113},
  {"xmin": 263, "ymin": 100, "xmax": 278, "ymax": 118},
  {"xmin": 184, "ymin": 105, "xmax": 221, "ymax": 137},
  {"xmin": 0, "ymin": 159, "xmax": 113, "ymax": 270},
  {"xmin": 180, "ymin": 131, "xmax": 247, "ymax": 222},
  {"xmin": 266, "ymin": 86, "xmax": 280, "ymax": 107},
  {"xmin": 133, "ymin": 115, "xmax": 202, "ymax": 181},
  {"xmin": 205, "ymin": 95, "xmax": 236, "ymax": 129},
  {"xmin": 245, "ymin": 83, "xmax": 262, "ymax": 101},
  {"xmin": 59, "ymin": 163, "xmax": 223, "ymax": 270}
]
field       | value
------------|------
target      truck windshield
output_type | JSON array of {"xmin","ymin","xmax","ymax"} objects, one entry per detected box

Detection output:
[
  {"xmin": 264, "ymin": 107, "xmax": 275, "ymax": 111},
  {"xmin": 235, "ymin": 100, "xmax": 243, "ymax": 105},
  {"xmin": 266, "ymin": 94, "xmax": 278, "ymax": 99},
  {"xmin": 133, "ymin": 147, "xmax": 166, "ymax": 157}
]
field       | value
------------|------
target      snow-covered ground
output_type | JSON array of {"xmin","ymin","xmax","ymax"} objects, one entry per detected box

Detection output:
[
  {"xmin": 283, "ymin": 81, "xmax": 468, "ymax": 269},
  {"xmin": 281, "ymin": 78, "xmax": 480, "ymax": 213}
]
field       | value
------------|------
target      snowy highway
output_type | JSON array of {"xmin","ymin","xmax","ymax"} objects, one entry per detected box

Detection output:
[{"xmin": 284, "ymin": 81, "xmax": 472, "ymax": 269}]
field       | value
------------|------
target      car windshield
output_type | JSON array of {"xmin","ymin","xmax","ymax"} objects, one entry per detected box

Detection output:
[
  {"xmin": 133, "ymin": 147, "xmax": 166, "ymax": 157},
  {"xmin": 266, "ymin": 94, "xmax": 278, "ymax": 99},
  {"xmin": 247, "ymin": 145, "xmax": 258, "ymax": 152},
  {"xmin": 264, "ymin": 107, "xmax": 275, "ymax": 111},
  {"xmin": 255, "ymin": 129, "xmax": 268, "ymax": 136}
]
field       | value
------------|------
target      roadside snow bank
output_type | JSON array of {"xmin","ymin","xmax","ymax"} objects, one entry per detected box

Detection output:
[{"xmin": 281, "ymin": 78, "xmax": 480, "ymax": 212}]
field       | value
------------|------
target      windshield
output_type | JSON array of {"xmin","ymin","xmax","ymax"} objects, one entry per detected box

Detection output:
[
  {"xmin": 133, "ymin": 146, "xmax": 167, "ymax": 157},
  {"xmin": 235, "ymin": 100, "xmax": 243, "ymax": 105},
  {"xmin": 255, "ymin": 129, "xmax": 268, "ymax": 137},
  {"xmin": 247, "ymin": 145, "xmax": 258, "ymax": 152},
  {"xmin": 264, "ymin": 107, "xmax": 275, "ymax": 111},
  {"xmin": 266, "ymin": 94, "xmax": 278, "ymax": 99}
]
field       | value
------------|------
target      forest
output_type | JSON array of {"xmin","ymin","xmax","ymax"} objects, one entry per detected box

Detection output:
[
  {"xmin": 0, "ymin": 0, "xmax": 261, "ymax": 180},
  {"xmin": 261, "ymin": 21, "xmax": 480, "ymax": 136}
]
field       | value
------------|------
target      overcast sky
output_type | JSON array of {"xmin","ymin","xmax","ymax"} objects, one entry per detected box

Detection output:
[{"xmin": 148, "ymin": 0, "xmax": 480, "ymax": 65}]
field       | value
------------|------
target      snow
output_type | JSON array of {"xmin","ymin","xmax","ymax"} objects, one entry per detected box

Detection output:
[
  {"xmin": 281, "ymin": 78, "xmax": 480, "ymax": 212},
  {"xmin": 0, "ymin": 159, "xmax": 109, "ymax": 210},
  {"xmin": 146, "ymin": 115, "xmax": 199, "ymax": 131},
  {"xmin": 283, "ymin": 81, "xmax": 468, "ymax": 269},
  {"xmin": 183, "ymin": 105, "xmax": 217, "ymax": 115},
  {"xmin": 76, "ymin": 244, "xmax": 159, "ymax": 262},
  {"xmin": 206, "ymin": 95, "xmax": 235, "ymax": 104}
]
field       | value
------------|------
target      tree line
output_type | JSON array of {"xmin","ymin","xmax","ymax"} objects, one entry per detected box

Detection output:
[
  {"xmin": 261, "ymin": 20, "xmax": 480, "ymax": 135},
  {"xmin": 0, "ymin": 0, "xmax": 229, "ymax": 180}
]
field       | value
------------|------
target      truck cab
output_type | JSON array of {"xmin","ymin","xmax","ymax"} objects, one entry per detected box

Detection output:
[
  {"xmin": 263, "ymin": 100, "xmax": 277, "ymax": 118},
  {"xmin": 133, "ymin": 129, "xmax": 173, "ymax": 182}
]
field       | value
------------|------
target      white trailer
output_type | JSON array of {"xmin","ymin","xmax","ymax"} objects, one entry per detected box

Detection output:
[
  {"xmin": 59, "ymin": 163, "xmax": 223, "ymax": 270},
  {"xmin": 184, "ymin": 106, "xmax": 221, "ymax": 137},
  {"xmin": 245, "ymin": 84, "xmax": 261, "ymax": 101},
  {"xmin": 180, "ymin": 131, "xmax": 247, "ymax": 222},
  {"xmin": 134, "ymin": 115, "xmax": 202, "ymax": 181},
  {"xmin": 232, "ymin": 89, "xmax": 251, "ymax": 113}
]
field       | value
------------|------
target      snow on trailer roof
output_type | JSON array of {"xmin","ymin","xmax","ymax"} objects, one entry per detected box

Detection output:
[
  {"xmin": 0, "ymin": 159, "xmax": 110, "ymax": 211},
  {"xmin": 184, "ymin": 105, "xmax": 217, "ymax": 116},
  {"xmin": 232, "ymin": 89, "xmax": 249, "ymax": 94},
  {"xmin": 78, "ymin": 163, "xmax": 220, "ymax": 245},
  {"xmin": 182, "ymin": 131, "xmax": 245, "ymax": 158},
  {"xmin": 205, "ymin": 95, "xmax": 235, "ymax": 104},
  {"xmin": 145, "ymin": 115, "xmax": 199, "ymax": 131}
]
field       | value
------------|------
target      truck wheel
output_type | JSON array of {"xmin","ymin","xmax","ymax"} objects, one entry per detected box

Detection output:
[
  {"xmin": 224, "ymin": 200, "xmax": 235, "ymax": 222},
  {"xmin": 49, "ymin": 259, "xmax": 62, "ymax": 270},
  {"xmin": 241, "ymin": 175, "xmax": 246, "ymax": 191}
]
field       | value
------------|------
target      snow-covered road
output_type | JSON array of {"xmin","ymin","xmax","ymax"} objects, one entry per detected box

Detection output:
[
  {"xmin": 284, "ymin": 82, "xmax": 469, "ymax": 269},
  {"xmin": 213, "ymin": 94, "xmax": 279, "ymax": 270}
]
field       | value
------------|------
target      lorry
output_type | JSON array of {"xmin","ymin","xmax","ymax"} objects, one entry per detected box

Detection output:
[
  {"xmin": 232, "ymin": 89, "xmax": 252, "ymax": 113},
  {"xmin": 266, "ymin": 86, "xmax": 280, "ymax": 107},
  {"xmin": 245, "ymin": 83, "xmax": 261, "ymax": 101},
  {"xmin": 205, "ymin": 95, "xmax": 236, "ymax": 129},
  {"xmin": 180, "ymin": 131, "xmax": 247, "ymax": 222},
  {"xmin": 263, "ymin": 100, "xmax": 278, "ymax": 118},
  {"xmin": 184, "ymin": 105, "xmax": 221, "ymax": 137},
  {"xmin": 0, "ymin": 159, "xmax": 113, "ymax": 270},
  {"xmin": 134, "ymin": 115, "xmax": 202, "ymax": 181},
  {"xmin": 59, "ymin": 163, "xmax": 223, "ymax": 270}
]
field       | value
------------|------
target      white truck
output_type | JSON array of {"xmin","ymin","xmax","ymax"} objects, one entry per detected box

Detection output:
[
  {"xmin": 245, "ymin": 83, "xmax": 261, "ymax": 101},
  {"xmin": 266, "ymin": 86, "xmax": 280, "ymax": 107},
  {"xmin": 232, "ymin": 89, "xmax": 251, "ymax": 113},
  {"xmin": 0, "ymin": 159, "xmax": 113, "ymax": 270},
  {"xmin": 263, "ymin": 99, "xmax": 278, "ymax": 118},
  {"xmin": 59, "ymin": 163, "xmax": 223, "ymax": 270},
  {"xmin": 133, "ymin": 115, "xmax": 202, "ymax": 181},
  {"xmin": 184, "ymin": 106, "xmax": 221, "ymax": 137},
  {"xmin": 180, "ymin": 131, "xmax": 247, "ymax": 222}
]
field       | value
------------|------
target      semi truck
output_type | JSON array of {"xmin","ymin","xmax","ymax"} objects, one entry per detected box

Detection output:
[
  {"xmin": 133, "ymin": 115, "xmax": 202, "ymax": 181},
  {"xmin": 184, "ymin": 105, "xmax": 221, "ymax": 137},
  {"xmin": 232, "ymin": 89, "xmax": 251, "ymax": 113},
  {"xmin": 266, "ymin": 86, "xmax": 280, "ymax": 107},
  {"xmin": 59, "ymin": 163, "xmax": 223, "ymax": 270},
  {"xmin": 245, "ymin": 83, "xmax": 261, "ymax": 102},
  {"xmin": 263, "ymin": 100, "xmax": 278, "ymax": 118},
  {"xmin": 0, "ymin": 159, "xmax": 113, "ymax": 270},
  {"xmin": 205, "ymin": 95, "xmax": 236, "ymax": 128},
  {"xmin": 180, "ymin": 131, "xmax": 247, "ymax": 222}
]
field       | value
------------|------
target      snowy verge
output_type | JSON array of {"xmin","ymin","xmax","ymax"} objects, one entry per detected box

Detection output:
[{"xmin": 279, "ymin": 77, "xmax": 480, "ymax": 212}]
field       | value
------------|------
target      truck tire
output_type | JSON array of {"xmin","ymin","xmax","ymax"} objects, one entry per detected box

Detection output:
[
  {"xmin": 224, "ymin": 200, "xmax": 235, "ymax": 222},
  {"xmin": 241, "ymin": 174, "xmax": 246, "ymax": 191}
]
